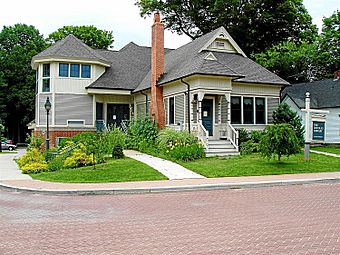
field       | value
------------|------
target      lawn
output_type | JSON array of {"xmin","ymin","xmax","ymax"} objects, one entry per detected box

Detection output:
[
  {"xmin": 312, "ymin": 146, "xmax": 340, "ymax": 155},
  {"xmin": 30, "ymin": 157, "xmax": 167, "ymax": 183},
  {"xmin": 180, "ymin": 153, "xmax": 340, "ymax": 178}
]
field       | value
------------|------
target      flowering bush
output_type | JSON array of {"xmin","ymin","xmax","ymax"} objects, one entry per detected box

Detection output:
[
  {"xmin": 17, "ymin": 148, "xmax": 46, "ymax": 168},
  {"xmin": 21, "ymin": 162, "xmax": 48, "ymax": 174}
]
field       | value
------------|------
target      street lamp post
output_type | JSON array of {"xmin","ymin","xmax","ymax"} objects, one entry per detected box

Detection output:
[{"xmin": 44, "ymin": 97, "xmax": 51, "ymax": 151}]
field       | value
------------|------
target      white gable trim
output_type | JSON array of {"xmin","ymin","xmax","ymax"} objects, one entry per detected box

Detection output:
[
  {"xmin": 199, "ymin": 27, "xmax": 247, "ymax": 57},
  {"xmin": 204, "ymin": 52, "xmax": 217, "ymax": 61}
]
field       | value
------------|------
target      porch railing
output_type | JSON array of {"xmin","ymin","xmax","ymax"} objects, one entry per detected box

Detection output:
[
  {"xmin": 121, "ymin": 120, "xmax": 130, "ymax": 132},
  {"xmin": 96, "ymin": 120, "xmax": 107, "ymax": 132},
  {"xmin": 197, "ymin": 122, "xmax": 209, "ymax": 151},
  {"xmin": 226, "ymin": 122, "xmax": 239, "ymax": 151}
]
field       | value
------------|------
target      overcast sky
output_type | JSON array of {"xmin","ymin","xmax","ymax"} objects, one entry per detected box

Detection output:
[{"xmin": 1, "ymin": 0, "xmax": 338, "ymax": 50}]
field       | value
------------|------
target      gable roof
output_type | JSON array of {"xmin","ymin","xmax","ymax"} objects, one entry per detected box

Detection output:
[
  {"xmin": 32, "ymin": 35, "xmax": 111, "ymax": 68},
  {"xmin": 134, "ymin": 27, "xmax": 289, "ymax": 92},
  {"xmin": 282, "ymin": 78, "xmax": 340, "ymax": 109}
]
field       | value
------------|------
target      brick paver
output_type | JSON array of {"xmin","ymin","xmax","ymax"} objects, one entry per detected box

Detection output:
[{"xmin": 0, "ymin": 184, "xmax": 339, "ymax": 254}]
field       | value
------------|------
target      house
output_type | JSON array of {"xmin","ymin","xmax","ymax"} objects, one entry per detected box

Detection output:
[
  {"xmin": 31, "ymin": 13, "xmax": 289, "ymax": 155},
  {"xmin": 282, "ymin": 77, "xmax": 340, "ymax": 144}
]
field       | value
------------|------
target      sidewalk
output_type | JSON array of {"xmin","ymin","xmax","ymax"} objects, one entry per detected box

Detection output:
[{"xmin": 1, "ymin": 149, "xmax": 340, "ymax": 195}]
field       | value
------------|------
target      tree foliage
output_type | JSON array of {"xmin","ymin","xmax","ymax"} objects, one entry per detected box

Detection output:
[
  {"xmin": 253, "ymin": 10, "xmax": 339, "ymax": 82},
  {"xmin": 47, "ymin": 25, "xmax": 114, "ymax": 49},
  {"xmin": 259, "ymin": 124, "xmax": 301, "ymax": 162},
  {"xmin": 0, "ymin": 24, "xmax": 47, "ymax": 143},
  {"xmin": 137, "ymin": 0, "xmax": 317, "ymax": 55},
  {"xmin": 273, "ymin": 103, "xmax": 304, "ymax": 146}
]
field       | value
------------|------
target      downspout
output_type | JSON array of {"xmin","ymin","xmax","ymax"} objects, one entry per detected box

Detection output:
[
  {"xmin": 141, "ymin": 91, "xmax": 148, "ymax": 115},
  {"xmin": 181, "ymin": 78, "xmax": 191, "ymax": 133}
]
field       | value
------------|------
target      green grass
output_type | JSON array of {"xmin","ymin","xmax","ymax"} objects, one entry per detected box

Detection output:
[
  {"xmin": 180, "ymin": 153, "xmax": 340, "ymax": 178},
  {"xmin": 30, "ymin": 157, "xmax": 167, "ymax": 183},
  {"xmin": 312, "ymin": 146, "xmax": 340, "ymax": 155}
]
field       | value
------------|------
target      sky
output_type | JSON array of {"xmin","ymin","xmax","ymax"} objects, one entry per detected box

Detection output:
[{"xmin": 0, "ymin": 0, "xmax": 338, "ymax": 50}]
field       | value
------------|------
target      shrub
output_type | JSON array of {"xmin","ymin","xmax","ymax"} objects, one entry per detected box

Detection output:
[
  {"xmin": 17, "ymin": 148, "xmax": 46, "ymax": 168},
  {"xmin": 273, "ymin": 103, "xmax": 305, "ymax": 146},
  {"xmin": 156, "ymin": 129, "xmax": 205, "ymax": 161},
  {"xmin": 157, "ymin": 128, "xmax": 198, "ymax": 150},
  {"xmin": 21, "ymin": 162, "xmax": 48, "ymax": 174},
  {"xmin": 63, "ymin": 144, "xmax": 95, "ymax": 168},
  {"xmin": 101, "ymin": 127, "xmax": 126, "ymax": 159},
  {"xmin": 259, "ymin": 124, "xmax": 301, "ymax": 162},
  {"xmin": 26, "ymin": 133, "xmax": 45, "ymax": 151},
  {"xmin": 240, "ymin": 130, "xmax": 264, "ymax": 155},
  {"xmin": 238, "ymin": 128, "xmax": 250, "ymax": 145},
  {"xmin": 126, "ymin": 117, "xmax": 158, "ymax": 149},
  {"xmin": 167, "ymin": 143, "xmax": 205, "ymax": 161},
  {"xmin": 240, "ymin": 140, "xmax": 259, "ymax": 155},
  {"xmin": 47, "ymin": 157, "xmax": 64, "ymax": 172}
]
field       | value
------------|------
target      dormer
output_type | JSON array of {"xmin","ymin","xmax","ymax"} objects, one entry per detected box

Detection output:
[{"xmin": 199, "ymin": 27, "xmax": 247, "ymax": 57}]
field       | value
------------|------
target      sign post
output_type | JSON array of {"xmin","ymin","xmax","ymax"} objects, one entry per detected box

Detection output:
[{"xmin": 302, "ymin": 92, "xmax": 329, "ymax": 161}]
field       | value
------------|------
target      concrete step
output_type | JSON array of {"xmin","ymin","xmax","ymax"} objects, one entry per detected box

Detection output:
[
  {"xmin": 206, "ymin": 151, "xmax": 240, "ymax": 157},
  {"xmin": 206, "ymin": 148, "xmax": 238, "ymax": 154},
  {"xmin": 208, "ymin": 139, "xmax": 232, "ymax": 145},
  {"xmin": 208, "ymin": 144, "xmax": 235, "ymax": 149}
]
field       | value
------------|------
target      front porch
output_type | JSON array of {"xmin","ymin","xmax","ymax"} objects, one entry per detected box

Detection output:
[{"xmin": 189, "ymin": 91, "xmax": 239, "ymax": 156}]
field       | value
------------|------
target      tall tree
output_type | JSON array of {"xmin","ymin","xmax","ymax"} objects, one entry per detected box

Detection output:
[
  {"xmin": 47, "ymin": 25, "xmax": 114, "ymax": 49},
  {"xmin": 253, "ymin": 10, "xmax": 339, "ymax": 82},
  {"xmin": 0, "ymin": 24, "xmax": 47, "ymax": 143},
  {"xmin": 319, "ymin": 10, "xmax": 340, "ymax": 73},
  {"xmin": 137, "ymin": 0, "xmax": 317, "ymax": 55}
]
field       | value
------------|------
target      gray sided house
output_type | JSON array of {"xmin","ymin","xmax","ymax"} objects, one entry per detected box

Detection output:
[
  {"xmin": 282, "ymin": 78, "xmax": 340, "ymax": 144},
  {"xmin": 31, "ymin": 15, "xmax": 289, "ymax": 155}
]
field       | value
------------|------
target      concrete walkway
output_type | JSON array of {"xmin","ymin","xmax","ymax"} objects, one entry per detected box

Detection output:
[
  {"xmin": 311, "ymin": 150, "xmax": 340, "ymax": 158},
  {"xmin": 0, "ymin": 149, "xmax": 32, "ymax": 181},
  {"xmin": 124, "ymin": 150, "xmax": 205, "ymax": 180}
]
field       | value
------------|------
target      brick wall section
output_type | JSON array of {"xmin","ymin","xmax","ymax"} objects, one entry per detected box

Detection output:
[
  {"xmin": 150, "ymin": 12, "xmax": 165, "ymax": 128},
  {"xmin": 34, "ymin": 130, "xmax": 95, "ymax": 147}
]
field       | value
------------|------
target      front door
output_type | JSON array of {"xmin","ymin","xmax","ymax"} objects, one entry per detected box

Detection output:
[
  {"xmin": 107, "ymin": 104, "xmax": 130, "ymax": 128},
  {"xmin": 202, "ymin": 99, "xmax": 213, "ymax": 136}
]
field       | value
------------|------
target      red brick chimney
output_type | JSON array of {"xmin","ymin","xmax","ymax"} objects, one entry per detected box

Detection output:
[{"xmin": 150, "ymin": 12, "xmax": 165, "ymax": 128}]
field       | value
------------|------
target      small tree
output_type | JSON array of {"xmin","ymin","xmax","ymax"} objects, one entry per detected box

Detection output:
[
  {"xmin": 273, "ymin": 103, "xmax": 304, "ymax": 146},
  {"xmin": 260, "ymin": 124, "xmax": 301, "ymax": 162}
]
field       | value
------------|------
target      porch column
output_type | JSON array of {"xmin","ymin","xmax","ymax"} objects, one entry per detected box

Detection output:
[
  {"xmin": 225, "ymin": 93, "xmax": 231, "ymax": 123},
  {"xmin": 198, "ymin": 92, "xmax": 205, "ymax": 123},
  {"xmin": 218, "ymin": 95, "xmax": 222, "ymax": 124}
]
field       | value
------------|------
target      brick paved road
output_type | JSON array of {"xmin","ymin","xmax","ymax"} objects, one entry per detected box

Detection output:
[{"xmin": 1, "ymin": 184, "xmax": 339, "ymax": 255}]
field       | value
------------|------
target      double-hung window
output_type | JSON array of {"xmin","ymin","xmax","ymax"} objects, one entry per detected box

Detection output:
[
  {"xmin": 42, "ymin": 64, "xmax": 50, "ymax": 92},
  {"xmin": 70, "ymin": 64, "xmax": 80, "ymax": 77},
  {"xmin": 243, "ymin": 97, "xmax": 254, "ymax": 124},
  {"xmin": 169, "ymin": 97, "xmax": 175, "ymax": 125},
  {"xmin": 255, "ymin": 98, "xmax": 266, "ymax": 124},
  {"xmin": 231, "ymin": 97, "xmax": 241, "ymax": 124}
]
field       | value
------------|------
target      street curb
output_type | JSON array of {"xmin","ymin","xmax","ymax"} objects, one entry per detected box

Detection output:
[{"xmin": 1, "ymin": 177, "xmax": 340, "ymax": 196}]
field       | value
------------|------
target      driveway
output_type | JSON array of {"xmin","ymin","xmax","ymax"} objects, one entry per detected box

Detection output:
[{"xmin": 1, "ymin": 183, "xmax": 339, "ymax": 254}]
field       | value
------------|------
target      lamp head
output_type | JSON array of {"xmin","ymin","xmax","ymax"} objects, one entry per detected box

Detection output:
[{"xmin": 44, "ymin": 97, "xmax": 51, "ymax": 112}]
